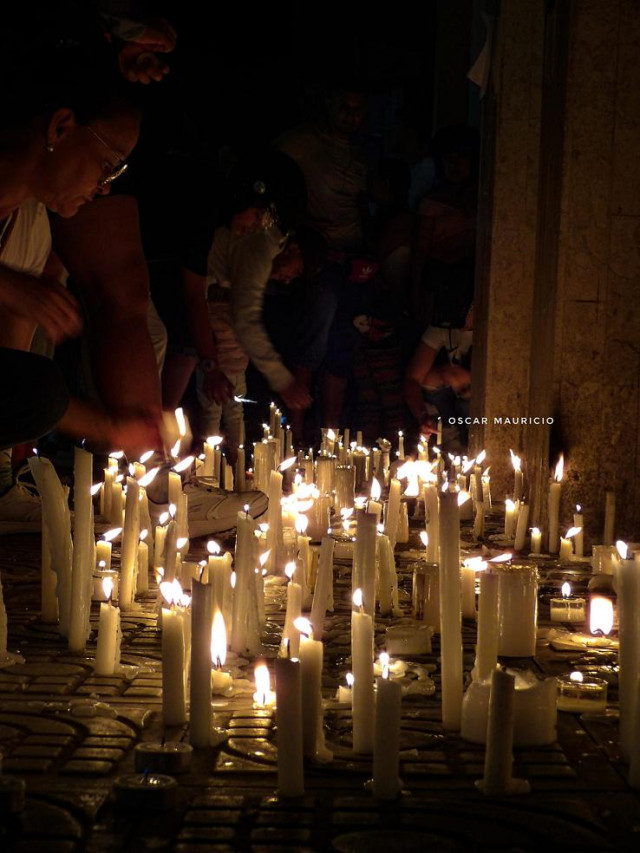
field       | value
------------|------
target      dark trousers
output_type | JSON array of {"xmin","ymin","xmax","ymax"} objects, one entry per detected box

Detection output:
[{"xmin": 0, "ymin": 347, "xmax": 69, "ymax": 451}]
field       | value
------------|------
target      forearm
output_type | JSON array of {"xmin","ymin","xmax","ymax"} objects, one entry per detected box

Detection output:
[{"xmin": 56, "ymin": 397, "xmax": 115, "ymax": 448}]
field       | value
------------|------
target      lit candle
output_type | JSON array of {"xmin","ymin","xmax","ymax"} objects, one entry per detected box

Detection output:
[
  {"xmin": 550, "ymin": 582, "xmax": 586, "ymax": 623},
  {"xmin": 210, "ymin": 610, "xmax": 233, "ymax": 695},
  {"xmin": 351, "ymin": 590, "xmax": 374, "ymax": 753},
  {"xmin": 309, "ymin": 536, "xmax": 335, "ymax": 641},
  {"xmin": 615, "ymin": 541, "xmax": 640, "ymax": 761},
  {"xmin": 504, "ymin": 499, "xmax": 516, "ymax": 540},
  {"xmin": 283, "ymin": 563, "xmax": 302, "ymax": 658},
  {"xmin": 368, "ymin": 478, "xmax": 383, "ymax": 525},
  {"xmin": 377, "ymin": 531, "xmax": 394, "ymax": 617},
  {"xmin": 557, "ymin": 671, "xmax": 607, "ymax": 713},
  {"xmin": 161, "ymin": 596, "xmax": 187, "ymax": 727},
  {"xmin": 461, "ymin": 559, "xmax": 477, "ymax": 621},
  {"xmin": 510, "ymin": 450, "xmax": 523, "ymax": 501},
  {"xmin": 295, "ymin": 515, "xmax": 311, "ymax": 608},
  {"xmin": 137, "ymin": 532, "xmax": 149, "ymax": 594},
  {"xmin": 353, "ymin": 511, "xmax": 378, "ymax": 617},
  {"xmin": 235, "ymin": 445, "xmax": 246, "ymax": 492},
  {"xmin": 548, "ymin": 454, "xmax": 564, "ymax": 554},
  {"xmin": 372, "ymin": 656, "xmax": 402, "ymax": 800},
  {"xmin": 266, "ymin": 470, "xmax": 284, "ymax": 574},
  {"xmin": 94, "ymin": 578, "xmax": 121, "ymax": 676},
  {"xmin": 559, "ymin": 525, "xmax": 580, "ymax": 561},
  {"xmin": 119, "ymin": 477, "xmax": 140, "ymax": 611},
  {"xmin": 336, "ymin": 672, "xmax": 354, "ymax": 704},
  {"xmin": 190, "ymin": 579, "xmax": 213, "ymax": 747},
  {"xmin": 530, "ymin": 527, "xmax": 542, "ymax": 555},
  {"xmin": 397, "ymin": 430, "xmax": 405, "ymax": 460},
  {"xmin": 275, "ymin": 652, "xmax": 304, "ymax": 798},
  {"xmin": 253, "ymin": 662, "xmax": 276, "ymax": 707},
  {"xmin": 231, "ymin": 511, "xmax": 259, "ymax": 655},
  {"xmin": 573, "ymin": 505, "xmax": 584, "ymax": 558}
]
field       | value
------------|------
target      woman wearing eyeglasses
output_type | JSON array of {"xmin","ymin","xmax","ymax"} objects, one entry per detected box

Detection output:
[{"xmin": 0, "ymin": 28, "xmax": 160, "ymax": 528}]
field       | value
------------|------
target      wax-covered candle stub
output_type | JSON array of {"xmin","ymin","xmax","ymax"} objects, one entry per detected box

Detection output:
[
  {"xmin": 557, "ymin": 671, "xmax": 607, "ymax": 713},
  {"xmin": 113, "ymin": 773, "xmax": 178, "ymax": 810},
  {"xmin": 496, "ymin": 562, "xmax": 538, "ymax": 657},
  {"xmin": 550, "ymin": 582, "xmax": 586, "ymax": 623},
  {"xmin": 385, "ymin": 623, "xmax": 432, "ymax": 655}
]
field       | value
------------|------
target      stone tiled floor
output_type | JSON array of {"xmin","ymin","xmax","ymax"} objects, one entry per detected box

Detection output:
[{"xmin": 0, "ymin": 516, "xmax": 639, "ymax": 851}]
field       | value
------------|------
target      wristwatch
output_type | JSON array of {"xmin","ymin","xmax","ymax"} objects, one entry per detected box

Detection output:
[{"xmin": 199, "ymin": 358, "xmax": 217, "ymax": 373}]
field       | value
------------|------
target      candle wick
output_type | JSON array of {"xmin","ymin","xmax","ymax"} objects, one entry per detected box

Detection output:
[{"xmin": 216, "ymin": 656, "xmax": 222, "ymax": 671}]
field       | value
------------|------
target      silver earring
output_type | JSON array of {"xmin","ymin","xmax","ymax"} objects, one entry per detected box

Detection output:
[{"xmin": 46, "ymin": 143, "xmax": 54, "ymax": 153}]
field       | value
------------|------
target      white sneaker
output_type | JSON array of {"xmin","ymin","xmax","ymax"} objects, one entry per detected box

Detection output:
[
  {"xmin": 149, "ymin": 480, "xmax": 268, "ymax": 538},
  {"xmin": 0, "ymin": 483, "xmax": 42, "ymax": 534}
]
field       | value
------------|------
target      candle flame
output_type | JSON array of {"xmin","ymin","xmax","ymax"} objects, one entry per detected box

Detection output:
[
  {"xmin": 177, "ymin": 537, "xmax": 189, "ymax": 549},
  {"xmin": 259, "ymin": 551, "xmax": 271, "ymax": 568},
  {"xmin": 102, "ymin": 577, "xmax": 114, "ymax": 600},
  {"xmin": 175, "ymin": 408, "xmax": 187, "ymax": 437},
  {"xmin": 590, "ymin": 596, "xmax": 614, "ymax": 636},
  {"xmin": 531, "ymin": 527, "xmax": 541, "ymax": 537},
  {"xmin": 346, "ymin": 672, "xmax": 354, "ymax": 688},
  {"xmin": 259, "ymin": 522, "xmax": 269, "ymax": 534},
  {"xmin": 295, "ymin": 514, "xmax": 309, "ymax": 535},
  {"xmin": 211, "ymin": 610, "xmax": 227, "ymax": 667},
  {"xmin": 296, "ymin": 499, "xmax": 315, "ymax": 514},
  {"xmin": 569, "ymin": 671, "xmax": 584, "ymax": 683},
  {"xmin": 616, "ymin": 540, "xmax": 628, "ymax": 560},
  {"xmin": 458, "ymin": 490, "xmax": 471, "ymax": 507},
  {"xmin": 109, "ymin": 450, "xmax": 124, "ymax": 460},
  {"xmin": 103, "ymin": 527, "xmax": 122, "ymax": 543},
  {"xmin": 462, "ymin": 457, "xmax": 476, "ymax": 474},
  {"xmin": 420, "ymin": 531, "xmax": 429, "ymax": 548},
  {"xmin": 509, "ymin": 450, "xmax": 521, "ymax": 472},
  {"xmin": 159, "ymin": 512, "xmax": 170, "ymax": 525},
  {"xmin": 463, "ymin": 556, "xmax": 486, "ymax": 569},
  {"xmin": 90, "ymin": 483, "xmax": 102, "ymax": 496},
  {"xmin": 327, "ymin": 429, "xmax": 336, "ymax": 441},
  {"xmin": 139, "ymin": 450, "xmax": 154, "ymax": 464},
  {"xmin": 377, "ymin": 523, "xmax": 384, "ymax": 534},
  {"xmin": 353, "ymin": 588, "xmax": 363, "ymax": 609},
  {"xmin": 505, "ymin": 499, "xmax": 516, "ymax": 512},
  {"xmin": 370, "ymin": 478, "xmax": 381, "ymax": 502},
  {"xmin": 206, "ymin": 435, "xmax": 223, "ymax": 448},
  {"xmin": 254, "ymin": 662, "xmax": 271, "ymax": 696},
  {"xmin": 490, "ymin": 553, "xmax": 513, "ymax": 563},
  {"xmin": 230, "ymin": 571, "xmax": 236, "ymax": 589},
  {"xmin": 139, "ymin": 529, "xmax": 148, "ymax": 542},
  {"xmin": 169, "ymin": 504, "xmax": 177, "ymax": 518},
  {"xmin": 279, "ymin": 456, "xmax": 297, "ymax": 472},
  {"xmin": 207, "ymin": 540, "xmax": 221, "ymax": 555},
  {"xmin": 562, "ymin": 582, "xmax": 571, "ymax": 599},
  {"xmin": 139, "ymin": 466, "xmax": 161, "ymax": 488},
  {"xmin": 576, "ymin": 504, "xmax": 582, "ymax": 513},
  {"xmin": 173, "ymin": 455, "xmax": 194, "ymax": 473},
  {"xmin": 285, "ymin": 562, "xmax": 296, "ymax": 580},
  {"xmin": 565, "ymin": 526, "xmax": 581, "ymax": 539},
  {"xmin": 554, "ymin": 454, "xmax": 564, "ymax": 482},
  {"xmin": 476, "ymin": 449, "xmax": 486, "ymax": 465},
  {"xmin": 294, "ymin": 616, "xmax": 313, "ymax": 638},
  {"xmin": 128, "ymin": 463, "xmax": 136, "ymax": 477},
  {"xmin": 160, "ymin": 578, "xmax": 183, "ymax": 605},
  {"xmin": 170, "ymin": 439, "xmax": 181, "ymax": 459}
]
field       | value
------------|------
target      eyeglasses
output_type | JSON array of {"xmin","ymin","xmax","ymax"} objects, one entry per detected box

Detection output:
[{"xmin": 86, "ymin": 126, "xmax": 129, "ymax": 187}]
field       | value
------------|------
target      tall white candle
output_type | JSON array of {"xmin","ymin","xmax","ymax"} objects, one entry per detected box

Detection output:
[
  {"xmin": 377, "ymin": 533, "xmax": 394, "ymax": 617},
  {"xmin": 438, "ymin": 489, "xmax": 463, "ymax": 730},
  {"xmin": 230, "ymin": 512, "xmax": 256, "ymax": 655},
  {"xmin": 514, "ymin": 503, "xmax": 530, "ymax": 552},
  {"xmin": 384, "ymin": 478, "xmax": 402, "ymax": 549},
  {"xmin": 353, "ymin": 511, "xmax": 378, "ymax": 617},
  {"xmin": 275, "ymin": 655, "xmax": 304, "ymax": 797},
  {"xmin": 296, "ymin": 618, "xmax": 324, "ymax": 759},
  {"xmin": 573, "ymin": 505, "xmax": 584, "ymax": 558},
  {"xmin": 68, "ymin": 447, "xmax": 94, "ymax": 652},
  {"xmin": 497, "ymin": 564, "xmax": 538, "ymax": 657},
  {"xmin": 283, "ymin": 564, "xmax": 302, "ymax": 659},
  {"xmin": 531, "ymin": 527, "xmax": 542, "ymax": 555},
  {"xmin": 616, "ymin": 543, "xmax": 640, "ymax": 761},
  {"xmin": 190, "ymin": 579, "xmax": 213, "ymax": 748},
  {"xmin": 481, "ymin": 668, "xmax": 516, "ymax": 796},
  {"xmin": 162, "ymin": 606, "xmax": 186, "ymax": 726},
  {"xmin": 266, "ymin": 470, "xmax": 284, "ymax": 574},
  {"xmin": 372, "ymin": 667, "xmax": 402, "ymax": 799},
  {"xmin": 119, "ymin": 478, "xmax": 140, "ymax": 610},
  {"xmin": 351, "ymin": 590, "xmax": 374, "ymax": 754},
  {"xmin": 475, "ymin": 569, "xmax": 499, "ymax": 681},
  {"xmin": 423, "ymin": 484, "xmax": 439, "ymax": 564},
  {"xmin": 94, "ymin": 579, "xmax": 121, "ymax": 676},
  {"xmin": 548, "ymin": 455, "xmax": 564, "ymax": 554},
  {"xmin": 309, "ymin": 537, "xmax": 335, "ymax": 641},
  {"xmin": 235, "ymin": 445, "xmax": 246, "ymax": 492},
  {"xmin": 461, "ymin": 563, "xmax": 476, "ymax": 620}
]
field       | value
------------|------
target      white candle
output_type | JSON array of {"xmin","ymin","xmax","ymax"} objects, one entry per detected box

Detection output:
[
  {"xmin": 68, "ymin": 447, "xmax": 94, "ymax": 652},
  {"xmin": 372, "ymin": 667, "xmax": 402, "ymax": 799},
  {"xmin": 497, "ymin": 563, "xmax": 538, "ymax": 657},
  {"xmin": 210, "ymin": 610, "xmax": 233, "ymax": 695},
  {"xmin": 384, "ymin": 478, "xmax": 401, "ymax": 549},
  {"xmin": 110, "ymin": 480, "xmax": 123, "ymax": 525},
  {"xmin": 461, "ymin": 562, "xmax": 476, "ymax": 620},
  {"xmin": 473, "ymin": 500, "xmax": 484, "ymax": 541},
  {"xmin": 531, "ymin": 527, "xmax": 542, "ymax": 554},
  {"xmin": 94, "ymin": 579, "xmax": 121, "ymax": 676},
  {"xmin": 514, "ymin": 503, "xmax": 530, "ymax": 552},
  {"xmin": 96, "ymin": 539, "xmax": 112, "ymax": 572},
  {"xmin": 475, "ymin": 568, "xmax": 499, "ymax": 681},
  {"xmin": 190, "ymin": 579, "xmax": 213, "ymax": 748},
  {"xmin": 230, "ymin": 512, "xmax": 256, "ymax": 655},
  {"xmin": 377, "ymin": 533, "xmax": 394, "ymax": 617},
  {"xmin": 351, "ymin": 590, "xmax": 374, "ymax": 754},
  {"xmin": 438, "ymin": 490, "xmax": 464, "ymax": 730},
  {"xmin": 504, "ymin": 499, "xmax": 516, "ymax": 540},
  {"xmin": 162, "ymin": 606, "xmax": 186, "ymax": 726},
  {"xmin": 309, "ymin": 537, "xmax": 335, "ymax": 641},
  {"xmin": 616, "ymin": 543, "xmax": 640, "ymax": 761},
  {"xmin": 481, "ymin": 668, "xmax": 516, "ymax": 796},
  {"xmin": 353, "ymin": 511, "xmax": 378, "ymax": 617},
  {"xmin": 235, "ymin": 445, "xmax": 246, "ymax": 492},
  {"xmin": 423, "ymin": 484, "xmax": 439, "ymax": 564},
  {"xmin": 266, "ymin": 470, "xmax": 284, "ymax": 574},
  {"xmin": 548, "ymin": 455, "xmax": 564, "ymax": 554},
  {"xmin": 296, "ymin": 618, "xmax": 324, "ymax": 759},
  {"xmin": 573, "ymin": 505, "xmax": 584, "ymax": 558},
  {"xmin": 275, "ymin": 655, "xmax": 304, "ymax": 798},
  {"xmin": 283, "ymin": 564, "xmax": 302, "ymax": 659},
  {"xmin": 119, "ymin": 477, "xmax": 140, "ymax": 611},
  {"xmin": 137, "ymin": 539, "xmax": 149, "ymax": 593}
]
